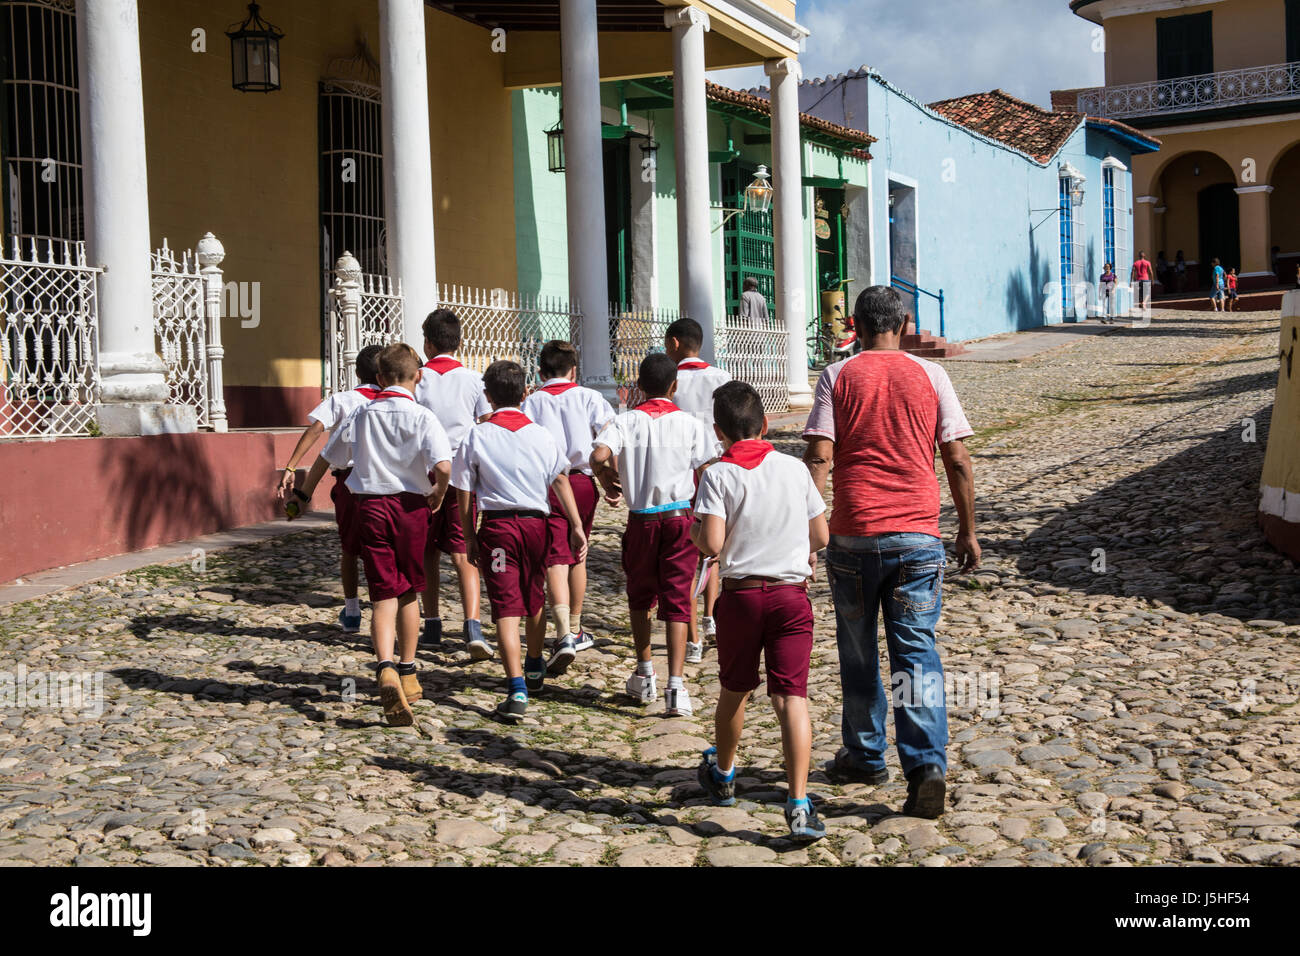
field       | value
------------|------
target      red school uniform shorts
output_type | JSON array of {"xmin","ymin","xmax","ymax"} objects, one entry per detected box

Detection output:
[
  {"xmin": 620, "ymin": 513, "xmax": 697, "ymax": 623},
  {"xmin": 428, "ymin": 490, "xmax": 476, "ymax": 555},
  {"xmin": 476, "ymin": 513, "xmax": 549, "ymax": 621},
  {"xmin": 329, "ymin": 468, "xmax": 362, "ymax": 555},
  {"xmin": 715, "ymin": 583, "xmax": 815, "ymax": 698},
  {"xmin": 544, "ymin": 473, "xmax": 599, "ymax": 567},
  {"xmin": 357, "ymin": 492, "xmax": 430, "ymax": 602}
]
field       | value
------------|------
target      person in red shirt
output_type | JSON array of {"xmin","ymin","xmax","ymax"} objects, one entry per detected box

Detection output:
[
  {"xmin": 1131, "ymin": 252, "xmax": 1153, "ymax": 314},
  {"xmin": 803, "ymin": 286, "xmax": 980, "ymax": 819},
  {"xmin": 1226, "ymin": 268, "xmax": 1239, "ymax": 312}
]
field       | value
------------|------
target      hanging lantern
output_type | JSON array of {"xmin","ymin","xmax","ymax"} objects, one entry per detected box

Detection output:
[
  {"xmin": 546, "ymin": 120, "xmax": 565, "ymax": 173},
  {"xmin": 227, "ymin": 3, "xmax": 285, "ymax": 93},
  {"xmin": 639, "ymin": 136, "xmax": 658, "ymax": 173},
  {"xmin": 1060, "ymin": 162, "xmax": 1087, "ymax": 208},
  {"xmin": 745, "ymin": 165, "xmax": 773, "ymax": 214}
]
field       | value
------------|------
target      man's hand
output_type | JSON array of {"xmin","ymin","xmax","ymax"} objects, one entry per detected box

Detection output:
[
  {"xmin": 809, "ymin": 550, "xmax": 819, "ymax": 583},
  {"xmin": 465, "ymin": 533, "xmax": 480, "ymax": 568},
  {"xmin": 604, "ymin": 485, "xmax": 624, "ymax": 507},
  {"xmin": 954, "ymin": 529, "xmax": 981, "ymax": 572},
  {"xmin": 276, "ymin": 468, "xmax": 294, "ymax": 500},
  {"xmin": 568, "ymin": 528, "xmax": 589, "ymax": 564}
]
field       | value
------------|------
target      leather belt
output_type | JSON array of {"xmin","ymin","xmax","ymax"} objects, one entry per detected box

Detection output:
[
  {"xmin": 481, "ymin": 509, "xmax": 546, "ymax": 520},
  {"xmin": 629, "ymin": 509, "xmax": 690, "ymax": 521},
  {"xmin": 722, "ymin": 576, "xmax": 806, "ymax": 591}
]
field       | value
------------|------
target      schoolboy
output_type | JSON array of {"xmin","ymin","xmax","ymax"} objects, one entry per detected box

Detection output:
[
  {"xmin": 520, "ymin": 340, "xmax": 616, "ymax": 674},
  {"xmin": 590, "ymin": 353, "xmax": 713, "ymax": 717},
  {"xmin": 277, "ymin": 344, "xmax": 385, "ymax": 633},
  {"xmin": 416, "ymin": 310, "xmax": 492, "ymax": 655},
  {"xmin": 321, "ymin": 344, "xmax": 453, "ymax": 727},
  {"xmin": 692, "ymin": 381, "xmax": 830, "ymax": 842},
  {"xmin": 452, "ymin": 360, "xmax": 588, "ymax": 724}
]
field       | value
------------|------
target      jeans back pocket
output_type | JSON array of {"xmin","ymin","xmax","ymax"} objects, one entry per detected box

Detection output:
[
  {"xmin": 826, "ymin": 550, "xmax": 866, "ymax": 622},
  {"xmin": 891, "ymin": 558, "xmax": 944, "ymax": 615}
]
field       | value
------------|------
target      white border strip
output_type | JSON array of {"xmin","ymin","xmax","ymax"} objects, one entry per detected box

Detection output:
[{"xmin": 1261, "ymin": 484, "xmax": 1300, "ymax": 522}]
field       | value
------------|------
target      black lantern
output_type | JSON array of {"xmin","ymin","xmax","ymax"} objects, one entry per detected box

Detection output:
[
  {"xmin": 546, "ymin": 119, "xmax": 565, "ymax": 174},
  {"xmin": 227, "ymin": 3, "xmax": 285, "ymax": 93}
]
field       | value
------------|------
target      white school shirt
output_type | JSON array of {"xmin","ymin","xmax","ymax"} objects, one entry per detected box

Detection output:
[
  {"xmin": 694, "ymin": 442, "xmax": 826, "ymax": 583},
  {"xmin": 451, "ymin": 409, "xmax": 569, "ymax": 514},
  {"xmin": 521, "ymin": 379, "xmax": 616, "ymax": 475},
  {"xmin": 592, "ymin": 400, "xmax": 712, "ymax": 513},
  {"xmin": 673, "ymin": 358, "xmax": 732, "ymax": 427},
  {"xmin": 307, "ymin": 384, "xmax": 381, "ymax": 469},
  {"xmin": 415, "ymin": 356, "xmax": 492, "ymax": 453},
  {"xmin": 322, "ymin": 385, "xmax": 452, "ymax": 496}
]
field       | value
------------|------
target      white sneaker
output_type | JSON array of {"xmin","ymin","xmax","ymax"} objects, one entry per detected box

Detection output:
[
  {"xmin": 685, "ymin": 641, "xmax": 703, "ymax": 664},
  {"xmin": 702, "ymin": 616, "xmax": 717, "ymax": 639},
  {"xmin": 664, "ymin": 685, "xmax": 693, "ymax": 717},
  {"xmin": 625, "ymin": 671, "xmax": 658, "ymax": 705}
]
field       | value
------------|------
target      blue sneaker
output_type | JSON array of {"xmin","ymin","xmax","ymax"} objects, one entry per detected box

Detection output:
[
  {"xmin": 572, "ymin": 629, "xmax": 595, "ymax": 652},
  {"xmin": 495, "ymin": 692, "xmax": 528, "ymax": 724},
  {"xmin": 337, "ymin": 608, "xmax": 361, "ymax": 633},
  {"xmin": 422, "ymin": 618, "xmax": 443, "ymax": 646},
  {"xmin": 464, "ymin": 619, "xmax": 493, "ymax": 661},
  {"xmin": 696, "ymin": 747, "xmax": 736, "ymax": 806},
  {"xmin": 785, "ymin": 800, "xmax": 826, "ymax": 843},
  {"xmin": 546, "ymin": 634, "xmax": 577, "ymax": 676},
  {"xmin": 525, "ymin": 660, "xmax": 546, "ymax": 694}
]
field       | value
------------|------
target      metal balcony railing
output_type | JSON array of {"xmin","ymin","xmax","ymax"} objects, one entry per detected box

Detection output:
[{"xmin": 1077, "ymin": 61, "xmax": 1300, "ymax": 120}]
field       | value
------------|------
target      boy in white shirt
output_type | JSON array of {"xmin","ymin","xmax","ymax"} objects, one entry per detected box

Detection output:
[
  {"xmin": 321, "ymin": 344, "xmax": 453, "ymax": 727},
  {"xmin": 691, "ymin": 381, "xmax": 830, "ymax": 842},
  {"xmin": 521, "ymin": 340, "xmax": 615, "ymax": 674},
  {"xmin": 276, "ymin": 344, "xmax": 385, "ymax": 634},
  {"xmin": 452, "ymin": 360, "xmax": 588, "ymax": 724},
  {"xmin": 664, "ymin": 317, "xmax": 732, "ymax": 658},
  {"xmin": 590, "ymin": 353, "xmax": 712, "ymax": 717},
  {"xmin": 416, "ymin": 310, "xmax": 492, "ymax": 655}
]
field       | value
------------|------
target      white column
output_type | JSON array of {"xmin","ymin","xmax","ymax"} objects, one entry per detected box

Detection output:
[
  {"xmin": 76, "ymin": 0, "xmax": 187, "ymax": 434},
  {"xmin": 766, "ymin": 57, "xmax": 811, "ymax": 409},
  {"xmin": 561, "ymin": 0, "xmax": 615, "ymax": 396},
  {"xmin": 379, "ymin": 0, "xmax": 438, "ymax": 345},
  {"xmin": 665, "ymin": 6, "xmax": 716, "ymax": 361}
]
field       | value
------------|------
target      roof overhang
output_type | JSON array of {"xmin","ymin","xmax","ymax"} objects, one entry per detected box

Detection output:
[
  {"xmin": 1069, "ymin": 0, "xmax": 1227, "ymax": 25},
  {"xmin": 1086, "ymin": 117, "xmax": 1162, "ymax": 154}
]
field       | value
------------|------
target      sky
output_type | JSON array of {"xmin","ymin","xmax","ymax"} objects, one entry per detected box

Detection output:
[{"xmin": 709, "ymin": 0, "xmax": 1106, "ymax": 109}]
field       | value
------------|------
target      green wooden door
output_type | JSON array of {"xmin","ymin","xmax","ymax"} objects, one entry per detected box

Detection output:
[{"xmin": 722, "ymin": 161, "xmax": 775, "ymax": 319}]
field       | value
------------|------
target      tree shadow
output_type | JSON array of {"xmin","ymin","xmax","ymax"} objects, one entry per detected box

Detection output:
[{"xmin": 1043, "ymin": 369, "xmax": 1277, "ymax": 408}]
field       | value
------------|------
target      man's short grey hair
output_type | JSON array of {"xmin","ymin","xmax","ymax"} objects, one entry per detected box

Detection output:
[{"xmin": 853, "ymin": 285, "xmax": 907, "ymax": 336}]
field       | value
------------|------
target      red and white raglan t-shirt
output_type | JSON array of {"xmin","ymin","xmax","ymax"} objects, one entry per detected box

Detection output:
[
  {"xmin": 322, "ymin": 385, "xmax": 452, "ymax": 496},
  {"xmin": 694, "ymin": 440, "xmax": 827, "ymax": 583},
  {"xmin": 415, "ymin": 355, "xmax": 492, "ymax": 454},
  {"xmin": 593, "ymin": 399, "xmax": 712, "ymax": 513},
  {"xmin": 803, "ymin": 351, "xmax": 973, "ymax": 538},
  {"xmin": 451, "ymin": 409, "xmax": 569, "ymax": 514},
  {"xmin": 521, "ymin": 378, "xmax": 616, "ymax": 475}
]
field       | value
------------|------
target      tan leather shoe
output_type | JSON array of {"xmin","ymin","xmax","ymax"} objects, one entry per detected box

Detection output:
[
  {"xmin": 400, "ymin": 670, "xmax": 422, "ymax": 703},
  {"xmin": 378, "ymin": 667, "xmax": 413, "ymax": 726}
]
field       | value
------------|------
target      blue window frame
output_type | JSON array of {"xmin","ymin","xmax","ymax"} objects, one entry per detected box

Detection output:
[
  {"xmin": 1060, "ymin": 176, "xmax": 1074, "ymax": 316},
  {"xmin": 1103, "ymin": 166, "xmax": 1117, "ymax": 270}
]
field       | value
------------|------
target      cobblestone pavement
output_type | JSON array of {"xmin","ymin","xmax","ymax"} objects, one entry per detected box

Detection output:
[{"xmin": 2, "ymin": 310, "xmax": 1297, "ymax": 867}]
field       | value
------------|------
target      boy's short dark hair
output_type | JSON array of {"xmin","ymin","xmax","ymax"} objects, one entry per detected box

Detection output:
[
  {"xmin": 638, "ymin": 353, "xmax": 678, "ymax": 398},
  {"xmin": 423, "ymin": 309, "xmax": 461, "ymax": 354},
  {"xmin": 355, "ymin": 344, "xmax": 384, "ymax": 386},
  {"xmin": 377, "ymin": 343, "xmax": 422, "ymax": 383},
  {"xmin": 853, "ymin": 285, "xmax": 907, "ymax": 336},
  {"xmin": 483, "ymin": 360, "xmax": 526, "ymax": 407},
  {"xmin": 664, "ymin": 317, "xmax": 703, "ymax": 352},
  {"xmin": 539, "ymin": 340, "xmax": 579, "ymax": 380},
  {"xmin": 713, "ymin": 381, "xmax": 765, "ymax": 442}
]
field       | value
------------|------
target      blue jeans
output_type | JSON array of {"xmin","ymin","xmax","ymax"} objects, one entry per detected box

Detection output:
[{"xmin": 826, "ymin": 533, "xmax": 948, "ymax": 775}]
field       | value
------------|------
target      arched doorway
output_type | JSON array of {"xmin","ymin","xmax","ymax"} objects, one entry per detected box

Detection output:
[
  {"xmin": 1269, "ymin": 142, "xmax": 1300, "ymax": 284},
  {"xmin": 1157, "ymin": 151, "xmax": 1237, "ymax": 291}
]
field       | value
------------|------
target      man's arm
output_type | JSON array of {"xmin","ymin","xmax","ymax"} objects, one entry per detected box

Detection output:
[
  {"xmin": 939, "ymin": 439, "xmax": 980, "ymax": 572},
  {"xmin": 427, "ymin": 461, "xmax": 451, "ymax": 513},
  {"xmin": 589, "ymin": 444, "xmax": 623, "ymax": 506},
  {"xmin": 457, "ymin": 487, "xmax": 479, "ymax": 566},
  {"xmin": 690, "ymin": 514, "xmax": 726, "ymax": 557},
  {"xmin": 277, "ymin": 421, "xmax": 326, "ymax": 497},
  {"xmin": 803, "ymin": 437, "xmax": 834, "ymax": 495}
]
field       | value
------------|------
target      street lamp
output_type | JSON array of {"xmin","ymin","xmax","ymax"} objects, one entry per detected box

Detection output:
[
  {"xmin": 546, "ymin": 118, "xmax": 565, "ymax": 173},
  {"xmin": 1060, "ymin": 162, "xmax": 1087, "ymax": 208},
  {"xmin": 713, "ymin": 165, "xmax": 774, "ymax": 232},
  {"xmin": 227, "ymin": 3, "xmax": 285, "ymax": 93}
]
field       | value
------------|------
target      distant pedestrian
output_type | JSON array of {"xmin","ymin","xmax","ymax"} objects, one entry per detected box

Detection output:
[
  {"xmin": 1156, "ymin": 251, "xmax": 1169, "ymax": 290},
  {"xmin": 739, "ymin": 276, "xmax": 769, "ymax": 329},
  {"xmin": 1099, "ymin": 262, "xmax": 1117, "ymax": 323},
  {"xmin": 1210, "ymin": 258, "xmax": 1226, "ymax": 312},
  {"xmin": 1226, "ymin": 268, "xmax": 1239, "ymax": 312},
  {"xmin": 1131, "ymin": 251, "xmax": 1153, "ymax": 311},
  {"xmin": 1175, "ymin": 250, "xmax": 1187, "ymax": 293}
]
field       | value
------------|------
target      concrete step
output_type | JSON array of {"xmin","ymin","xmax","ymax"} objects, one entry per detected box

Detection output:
[{"xmin": 902, "ymin": 329, "xmax": 966, "ymax": 358}]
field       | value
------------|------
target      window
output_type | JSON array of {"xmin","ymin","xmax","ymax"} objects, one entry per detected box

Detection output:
[
  {"xmin": 1102, "ymin": 159, "xmax": 1129, "ymax": 314},
  {"xmin": 1288, "ymin": 0, "xmax": 1300, "ymax": 64},
  {"xmin": 1157, "ymin": 12, "xmax": 1213, "ymax": 81},
  {"xmin": 721, "ymin": 161, "xmax": 775, "ymax": 319},
  {"xmin": 1059, "ymin": 174, "xmax": 1085, "ymax": 319}
]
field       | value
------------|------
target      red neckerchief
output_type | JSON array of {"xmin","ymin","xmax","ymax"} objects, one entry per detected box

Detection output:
[
  {"xmin": 487, "ymin": 409, "xmax": 532, "ymax": 432},
  {"xmin": 425, "ymin": 356, "xmax": 462, "ymax": 375},
  {"xmin": 678, "ymin": 360, "xmax": 709, "ymax": 371},
  {"xmin": 355, "ymin": 385, "xmax": 381, "ymax": 400},
  {"xmin": 374, "ymin": 389, "xmax": 415, "ymax": 402},
  {"xmin": 540, "ymin": 382, "xmax": 580, "ymax": 395},
  {"xmin": 721, "ymin": 439, "xmax": 775, "ymax": 470},
  {"xmin": 636, "ymin": 398, "xmax": 680, "ymax": 419}
]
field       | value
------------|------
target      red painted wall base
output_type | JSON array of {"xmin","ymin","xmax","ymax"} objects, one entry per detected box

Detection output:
[{"xmin": 1261, "ymin": 513, "xmax": 1300, "ymax": 564}]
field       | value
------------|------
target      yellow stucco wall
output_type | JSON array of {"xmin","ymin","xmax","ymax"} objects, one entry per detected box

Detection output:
[
  {"xmin": 1103, "ymin": 0, "xmax": 1287, "ymax": 86},
  {"xmin": 139, "ymin": 1, "xmax": 517, "ymax": 392},
  {"xmin": 1259, "ymin": 300, "xmax": 1299, "ymax": 559}
]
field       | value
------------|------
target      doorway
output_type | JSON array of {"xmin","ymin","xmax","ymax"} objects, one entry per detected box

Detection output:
[
  {"xmin": 1198, "ymin": 182, "xmax": 1240, "ymax": 281},
  {"xmin": 603, "ymin": 137, "xmax": 632, "ymax": 308}
]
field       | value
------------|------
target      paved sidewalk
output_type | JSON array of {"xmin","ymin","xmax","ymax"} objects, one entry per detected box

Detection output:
[{"xmin": 944, "ymin": 319, "xmax": 1121, "ymax": 362}]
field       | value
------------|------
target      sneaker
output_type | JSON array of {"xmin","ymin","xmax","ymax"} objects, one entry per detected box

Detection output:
[
  {"xmin": 903, "ymin": 764, "xmax": 946, "ymax": 819},
  {"xmin": 399, "ymin": 671, "xmax": 422, "ymax": 703},
  {"xmin": 785, "ymin": 801, "xmax": 827, "ymax": 843},
  {"xmin": 664, "ymin": 684, "xmax": 692, "ymax": 717},
  {"xmin": 525, "ymin": 662, "xmax": 546, "ymax": 694},
  {"xmin": 685, "ymin": 641, "xmax": 703, "ymax": 664},
  {"xmin": 625, "ymin": 671, "xmax": 658, "ymax": 705},
  {"xmin": 696, "ymin": 747, "xmax": 736, "ymax": 806},
  {"xmin": 701, "ymin": 616, "xmax": 716, "ymax": 639},
  {"xmin": 546, "ymin": 634, "xmax": 578, "ymax": 676},
  {"xmin": 824, "ymin": 748, "xmax": 891, "ymax": 786},
  {"xmin": 465, "ymin": 620, "xmax": 493, "ymax": 661},
  {"xmin": 377, "ymin": 667, "xmax": 413, "ymax": 727},
  {"xmin": 422, "ymin": 618, "xmax": 442, "ymax": 646},
  {"xmin": 338, "ymin": 608, "xmax": 361, "ymax": 633},
  {"xmin": 572, "ymin": 629, "xmax": 595, "ymax": 652},
  {"xmin": 495, "ymin": 692, "xmax": 528, "ymax": 724}
]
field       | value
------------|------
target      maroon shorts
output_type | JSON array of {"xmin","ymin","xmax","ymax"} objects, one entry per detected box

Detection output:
[
  {"xmin": 330, "ymin": 468, "xmax": 361, "ymax": 555},
  {"xmin": 477, "ymin": 513, "xmax": 548, "ymax": 622},
  {"xmin": 545, "ymin": 473, "xmax": 598, "ymax": 567},
  {"xmin": 715, "ymin": 583, "xmax": 814, "ymax": 697},
  {"xmin": 358, "ymin": 492, "xmax": 430, "ymax": 602},
  {"xmin": 620, "ymin": 514, "xmax": 697, "ymax": 623},
  {"xmin": 429, "ymin": 490, "xmax": 475, "ymax": 555}
]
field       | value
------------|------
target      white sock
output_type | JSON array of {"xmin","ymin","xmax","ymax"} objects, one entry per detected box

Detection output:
[
  {"xmin": 637, "ymin": 660, "xmax": 655, "ymax": 677},
  {"xmin": 571, "ymin": 611, "xmax": 582, "ymax": 635},
  {"xmin": 344, "ymin": 598, "xmax": 360, "ymax": 615},
  {"xmin": 551, "ymin": 604, "xmax": 571, "ymax": 638},
  {"xmin": 667, "ymin": 676, "xmax": 685, "ymax": 691}
]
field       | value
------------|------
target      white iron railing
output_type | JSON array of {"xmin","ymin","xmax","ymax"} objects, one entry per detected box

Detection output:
[
  {"xmin": 718, "ymin": 313, "xmax": 789, "ymax": 414},
  {"xmin": 1077, "ymin": 61, "xmax": 1300, "ymax": 120},
  {"xmin": 442, "ymin": 284, "xmax": 580, "ymax": 385},
  {"xmin": 150, "ymin": 234, "xmax": 228, "ymax": 431},
  {"xmin": 608, "ymin": 303, "xmax": 678, "ymax": 408},
  {"xmin": 0, "ymin": 238, "xmax": 101, "ymax": 438},
  {"xmin": 327, "ymin": 251, "xmax": 403, "ymax": 392}
]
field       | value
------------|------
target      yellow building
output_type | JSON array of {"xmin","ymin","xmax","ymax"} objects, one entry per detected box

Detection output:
[{"xmin": 1061, "ymin": 0, "xmax": 1300, "ymax": 292}]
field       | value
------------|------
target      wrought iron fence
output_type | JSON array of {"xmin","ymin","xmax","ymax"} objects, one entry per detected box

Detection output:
[
  {"xmin": 0, "ymin": 237, "xmax": 101, "ymax": 438},
  {"xmin": 445, "ymin": 284, "xmax": 580, "ymax": 387},
  {"xmin": 718, "ymin": 313, "xmax": 789, "ymax": 414},
  {"xmin": 608, "ymin": 303, "xmax": 678, "ymax": 407},
  {"xmin": 1077, "ymin": 61, "xmax": 1300, "ymax": 120},
  {"xmin": 327, "ymin": 256, "xmax": 403, "ymax": 392},
  {"xmin": 152, "ymin": 240, "xmax": 209, "ymax": 427}
]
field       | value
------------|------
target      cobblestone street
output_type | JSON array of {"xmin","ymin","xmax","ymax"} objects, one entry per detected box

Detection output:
[{"xmin": 2, "ymin": 309, "xmax": 1296, "ymax": 867}]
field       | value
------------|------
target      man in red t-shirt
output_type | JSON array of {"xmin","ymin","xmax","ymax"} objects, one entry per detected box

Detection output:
[
  {"xmin": 803, "ymin": 286, "xmax": 979, "ymax": 819},
  {"xmin": 1131, "ymin": 252, "xmax": 1153, "ymax": 313}
]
